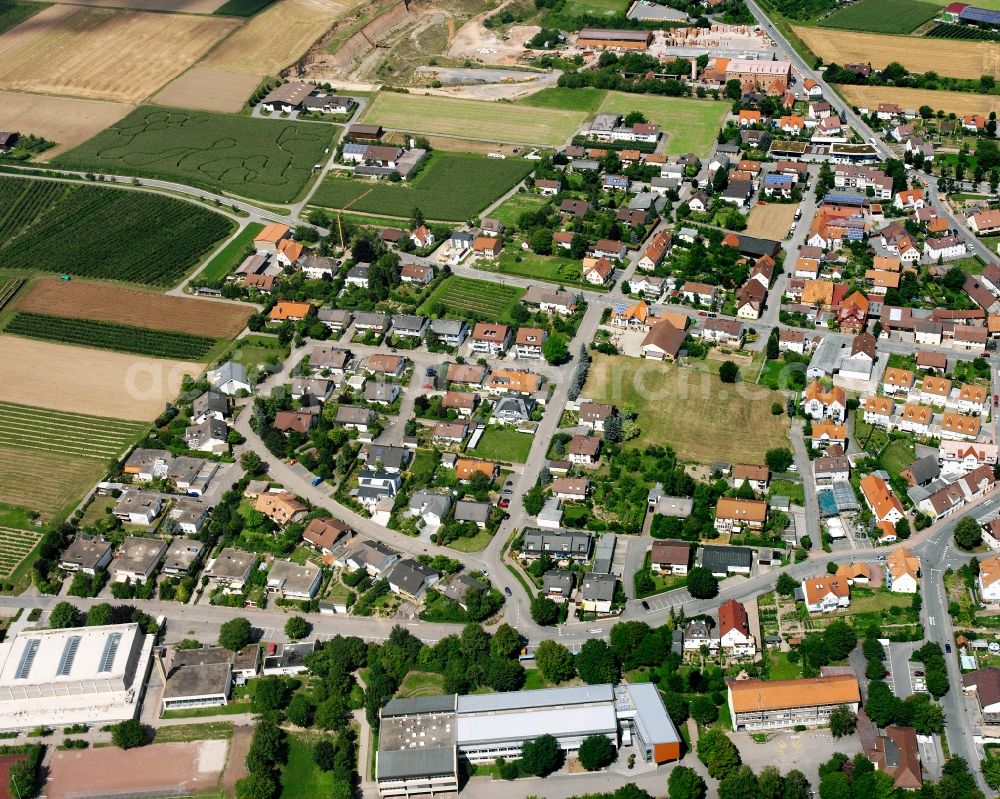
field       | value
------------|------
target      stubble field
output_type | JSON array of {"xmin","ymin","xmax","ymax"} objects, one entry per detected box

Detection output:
[
  {"xmin": 745, "ymin": 203, "xmax": 796, "ymax": 239},
  {"xmin": 0, "ymin": 91, "xmax": 132, "ymax": 158},
  {"xmin": 838, "ymin": 84, "xmax": 1000, "ymax": 116},
  {"xmin": 50, "ymin": 0, "xmax": 229, "ymax": 12},
  {"xmin": 201, "ymin": 0, "xmax": 361, "ymax": 75},
  {"xmin": 16, "ymin": 278, "xmax": 252, "ymax": 337},
  {"xmin": 151, "ymin": 67, "xmax": 264, "ymax": 113},
  {"xmin": 793, "ymin": 26, "xmax": 1000, "ymax": 79},
  {"xmin": 0, "ymin": 335, "xmax": 202, "ymax": 420},
  {"xmin": 0, "ymin": 447, "xmax": 105, "ymax": 520},
  {"xmin": 359, "ymin": 92, "xmax": 588, "ymax": 146},
  {"xmin": 0, "ymin": 5, "xmax": 240, "ymax": 103}
]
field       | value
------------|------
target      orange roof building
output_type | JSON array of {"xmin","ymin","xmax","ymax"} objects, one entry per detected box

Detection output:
[
  {"xmin": 254, "ymin": 223, "xmax": 291, "ymax": 249},
  {"xmin": 485, "ymin": 369, "xmax": 542, "ymax": 395},
  {"xmin": 268, "ymin": 301, "xmax": 313, "ymax": 321},
  {"xmin": 455, "ymin": 458, "xmax": 498, "ymax": 481},
  {"xmin": 860, "ymin": 474, "xmax": 905, "ymax": 523},
  {"xmin": 801, "ymin": 575, "xmax": 850, "ymax": 611},
  {"xmin": 727, "ymin": 675, "xmax": 860, "ymax": 730},
  {"xmin": 714, "ymin": 498, "xmax": 767, "ymax": 532}
]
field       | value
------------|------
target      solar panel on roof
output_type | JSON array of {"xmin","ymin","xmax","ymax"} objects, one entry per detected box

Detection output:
[
  {"xmin": 961, "ymin": 5, "xmax": 1000, "ymax": 24},
  {"xmin": 14, "ymin": 639, "xmax": 39, "ymax": 680},
  {"xmin": 56, "ymin": 635, "xmax": 82, "ymax": 677}
]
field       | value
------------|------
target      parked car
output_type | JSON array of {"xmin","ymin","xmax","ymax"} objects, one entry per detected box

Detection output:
[
  {"xmin": 641, "ymin": 601, "xmax": 650, "ymax": 611},
  {"xmin": 504, "ymin": 587, "xmax": 512, "ymax": 597}
]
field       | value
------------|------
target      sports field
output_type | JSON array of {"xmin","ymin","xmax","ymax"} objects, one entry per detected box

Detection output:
[
  {"xmin": 0, "ymin": 176, "xmax": 234, "ymax": 285},
  {"xmin": 0, "ymin": 335, "xmax": 202, "ymax": 420},
  {"xmin": 311, "ymin": 152, "xmax": 533, "ymax": 221},
  {"xmin": 583, "ymin": 354, "xmax": 790, "ymax": 464},
  {"xmin": 359, "ymin": 92, "xmax": 589, "ymax": 146},
  {"xmin": 745, "ymin": 203, "xmax": 796, "ymax": 239},
  {"xmin": 838, "ymin": 84, "xmax": 1000, "ymax": 116},
  {"xmin": 793, "ymin": 26, "xmax": 1000, "ymax": 79},
  {"xmin": 596, "ymin": 92, "xmax": 727, "ymax": 156},
  {"xmin": 16, "ymin": 278, "xmax": 252, "ymax": 337},
  {"xmin": 56, "ymin": 106, "xmax": 333, "ymax": 203},
  {"xmin": 0, "ymin": 91, "xmax": 132, "ymax": 158},
  {"xmin": 819, "ymin": 0, "xmax": 940, "ymax": 34},
  {"xmin": 201, "ymin": 0, "xmax": 362, "ymax": 75},
  {"xmin": 417, "ymin": 275, "xmax": 525, "ymax": 323},
  {"xmin": 0, "ymin": 5, "xmax": 239, "ymax": 103},
  {"xmin": 151, "ymin": 68, "xmax": 262, "ymax": 113}
]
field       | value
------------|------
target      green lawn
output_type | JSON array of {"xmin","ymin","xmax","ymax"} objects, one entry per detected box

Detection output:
[
  {"xmin": 518, "ymin": 87, "xmax": 608, "ymax": 113},
  {"xmin": 522, "ymin": 669, "xmax": 554, "ymax": 690},
  {"xmin": 56, "ymin": 107, "xmax": 335, "ymax": 204},
  {"xmin": 396, "ymin": 671, "xmax": 445, "ymax": 698},
  {"xmin": 359, "ymin": 92, "xmax": 589, "ymax": 146},
  {"xmin": 879, "ymin": 439, "xmax": 915, "ymax": 475},
  {"xmin": 447, "ymin": 529, "xmax": 494, "ymax": 552},
  {"xmin": 820, "ymin": 0, "xmax": 940, "ymax": 33},
  {"xmin": 769, "ymin": 479, "xmax": 804, "ymax": 505},
  {"xmin": 160, "ymin": 701, "xmax": 250, "ymax": 719},
  {"xmin": 768, "ymin": 650, "xmax": 803, "ymax": 681},
  {"xmin": 493, "ymin": 251, "xmax": 595, "ymax": 289},
  {"xmin": 223, "ymin": 334, "xmax": 290, "ymax": 372},
  {"xmin": 197, "ymin": 223, "xmax": 263, "ymax": 283},
  {"xmin": 279, "ymin": 735, "xmax": 338, "ymax": 799},
  {"xmin": 564, "ymin": 0, "xmax": 628, "ymax": 13},
  {"xmin": 312, "ymin": 152, "xmax": 534, "ymax": 222},
  {"xmin": 596, "ymin": 93, "xmax": 728, "ymax": 157},
  {"xmin": 0, "ymin": 1, "xmax": 46, "ymax": 35},
  {"xmin": 418, "ymin": 275, "xmax": 525, "ymax": 323},
  {"xmin": 152, "ymin": 722, "xmax": 235, "ymax": 744},
  {"xmin": 490, "ymin": 193, "xmax": 548, "ymax": 230},
  {"xmin": 473, "ymin": 427, "xmax": 534, "ymax": 463}
]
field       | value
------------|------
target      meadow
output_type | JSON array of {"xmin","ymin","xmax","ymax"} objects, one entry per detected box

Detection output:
[
  {"xmin": 583, "ymin": 354, "xmax": 790, "ymax": 464},
  {"xmin": 418, "ymin": 276, "xmax": 525, "ymax": 323},
  {"xmin": 5, "ymin": 312, "xmax": 220, "ymax": 360},
  {"xmin": 494, "ymin": 251, "xmax": 592, "ymax": 289},
  {"xmin": 0, "ymin": 176, "xmax": 233, "ymax": 286},
  {"xmin": 489, "ymin": 193, "xmax": 548, "ymax": 229},
  {"xmin": 56, "ymin": 106, "xmax": 334, "ymax": 203},
  {"xmin": 311, "ymin": 153, "xmax": 533, "ymax": 221},
  {"xmin": 358, "ymin": 92, "xmax": 589, "ymax": 146},
  {"xmin": 518, "ymin": 87, "xmax": 608, "ymax": 112},
  {"xmin": 819, "ymin": 0, "xmax": 940, "ymax": 34},
  {"xmin": 596, "ymin": 92, "xmax": 727, "ymax": 156},
  {"xmin": 198, "ymin": 223, "xmax": 264, "ymax": 282}
]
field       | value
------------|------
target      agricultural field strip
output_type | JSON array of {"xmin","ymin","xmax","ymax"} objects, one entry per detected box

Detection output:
[
  {"xmin": 5, "ymin": 312, "xmax": 220, "ymax": 360},
  {"xmin": 0, "ymin": 401, "xmax": 145, "ymax": 459},
  {"xmin": 0, "ymin": 526, "xmax": 40, "ymax": 576},
  {"xmin": 0, "ymin": 421, "xmax": 135, "ymax": 458},
  {"xmin": 0, "ymin": 278, "xmax": 24, "ymax": 311},
  {"xmin": 0, "ymin": 176, "xmax": 233, "ymax": 287}
]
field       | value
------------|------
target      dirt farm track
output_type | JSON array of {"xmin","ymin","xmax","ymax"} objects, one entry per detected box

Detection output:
[
  {"xmin": 16, "ymin": 278, "xmax": 253, "ymax": 338},
  {"xmin": 793, "ymin": 26, "xmax": 1000, "ymax": 80},
  {"xmin": 0, "ymin": 5, "xmax": 239, "ymax": 103},
  {"xmin": 0, "ymin": 336, "xmax": 203, "ymax": 421}
]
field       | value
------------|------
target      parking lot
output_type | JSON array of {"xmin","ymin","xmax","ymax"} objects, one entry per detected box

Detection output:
[
  {"xmin": 885, "ymin": 640, "xmax": 924, "ymax": 698},
  {"xmin": 641, "ymin": 587, "xmax": 692, "ymax": 611}
]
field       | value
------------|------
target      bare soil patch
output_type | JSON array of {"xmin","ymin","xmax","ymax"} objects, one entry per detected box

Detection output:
[
  {"xmin": 221, "ymin": 725, "xmax": 253, "ymax": 796},
  {"xmin": 151, "ymin": 67, "xmax": 262, "ymax": 112},
  {"xmin": 0, "ymin": 335, "xmax": 201, "ymax": 421},
  {"xmin": 0, "ymin": 91, "xmax": 132, "ymax": 158},
  {"xmin": 16, "ymin": 278, "xmax": 252, "ymax": 338},
  {"xmin": 0, "ymin": 5, "xmax": 240, "ymax": 103},
  {"xmin": 793, "ymin": 25, "xmax": 1000, "ymax": 79},
  {"xmin": 838, "ymin": 83, "xmax": 1000, "ymax": 116},
  {"xmin": 46, "ymin": 741, "xmax": 228, "ymax": 799},
  {"xmin": 202, "ymin": 0, "xmax": 363, "ymax": 75},
  {"xmin": 745, "ymin": 203, "xmax": 796, "ymax": 239}
]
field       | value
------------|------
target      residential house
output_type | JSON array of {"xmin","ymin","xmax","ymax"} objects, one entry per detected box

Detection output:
[
  {"xmin": 579, "ymin": 573, "xmax": 617, "ymax": 614},
  {"xmin": 255, "ymin": 491, "xmax": 306, "ymax": 525},
  {"xmin": 408, "ymin": 490, "xmax": 452, "ymax": 527},
  {"xmin": 568, "ymin": 435, "xmax": 601, "ymax": 465},
  {"xmin": 579, "ymin": 402, "xmax": 614, "ymax": 432},
  {"xmin": 886, "ymin": 547, "xmax": 920, "ymax": 594},
  {"xmin": 732, "ymin": 464, "xmax": 769, "ymax": 492},
  {"xmin": 514, "ymin": 327, "xmax": 547, "ymax": 359},
  {"xmin": 802, "ymin": 575, "xmax": 851, "ymax": 612},
  {"xmin": 336, "ymin": 405, "xmax": 374, "ymax": 432},
  {"xmin": 650, "ymin": 540, "xmax": 690, "ymax": 575},
  {"xmin": 267, "ymin": 560, "xmax": 322, "ymax": 601},
  {"xmin": 112, "ymin": 536, "xmax": 167, "ymax": 583},
  {"xmin": 802, "ymin": 381, "xmax": 847, "ymax": 422},
  {"xmin": 859, "ymin": 474, "xmax": 905, "ymax": 524},
  {"xmin": 303, "ymin": 517, "xmax": 351, "ymax": 555},
  {"xmin": 714, "ymin": 498, "xmax": 767, "ymax": 533},
  {"xmin": 387, "ymin": 559, "xmax": 439, "ymax": 603},
  {"xmin": 719, "ymin": 599, "xmax": 755, "ymax": 657},
  {"xmin": 470, "ymin": 322, "xmax": 511, "ymax": 355},
  {"xmin": 641, "ymin": 320, "xmax": 686, "ymax": 361},
  {"xmin": 979, "ymin": 556, "xmax": 1000, "ymax": 603},
  {"xmin": 113, "ymin": 491, "xmax": 163, "ymax": 526},
  {"xmin": 551, "ymin": 477, "xmax": 589, "ymax": 501}
]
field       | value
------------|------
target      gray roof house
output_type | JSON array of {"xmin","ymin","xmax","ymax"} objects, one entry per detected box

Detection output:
[
  {"xmin": 492, "ymin": 396, "xmax": 536, "ymax": 425},
  {"xmin": 366, "ymin": 444, "xmax": 410, "ymax": 472},
  {"xmin": 346, "ymin": 264, "xmax": 370, "ymax": 287},
  {"xmin": 210, "ymin": 361, "xmax": 251, "ymax": 396},
  {"xmin": 112, "ymin": 536, "xmax": 168, "ymax": 583},
  {"xmin": 580, "ymin": 573, "xmax": 617, "ymax": 612},
  {"xmin": 364, "ymin": 381, "xmax": 400, "ymax": 405},
  {"xmin": 185, "ymin": 418, "xmax": 229, "ymax": 453},
  {"xmin": 387, "ymin": 558, "xmax": 439, "ymax": 602},
  {"xmin": 205, "ymin": 547, "xmax": 258, "ymax": 589},
  {"xmin": 354, "ymin": 311, "xmax": 390, "ymax": 332},
  {"xmin": 592, "ymin": 534, "xmax": 616, "ymax": 575},
  {"xmin": 162, "ymin": 537, "xmax": 205, "ymax": 576},
  {"xmin": 266, "ymin": 559, "xmax": 322, "ymax": 600},
  {"xmin": 336, "ymin": 405, "xmax": 374, "ymax": 430},
  {"xmin": 542, "ymin": 569, "xmax": 574, "ymax": 601},
  {"xmin": 454, "ymin": 500, "xmax": 491, "ymax": 527},
  {"xmin": 521, "ymin": 529, "xmax": 592, "ymax": 562},
  {"xmin": 291, "ymin": 377, "xmax": 334, "ymax": 403},
  {"xmin": 345, "ymin": 539, "xmax": 399, "ymax": 576},
  {"xmin": 408, "ymin": 490, "xmax": 452, "ymax": 526},
  {"xmin": 192, "ymin": 391, "xmax": 228, "ymax": 423},
  {"xmin": 436, "ymin": 573, "xmax": 487, "ymax": 608},
  {"xmin": 60, "ymin": 535, "xmax": 113, "ymax": 575},
  {"xmin": 317, "ymin": 307, "xmax": 352, "ymax": 331},
  {"xmin": 698, "ymin": 544, "xmax": 753, "ymax": 577},
  {"xmin": 429, "ymin": 318, "xmax": 468, "ymax": 346},
  {"xmin": 391, "ymin": 314, "xmax": 428, "ymax": 339}
]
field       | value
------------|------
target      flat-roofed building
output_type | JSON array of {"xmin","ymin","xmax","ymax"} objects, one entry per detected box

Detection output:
[
  {"xmin": 205, "ymin": 547, "xmax": 258, "ymax": 591},
  {"xmin": 160, "ymin": 646, "xmax": 233, "ymax": 713},
  {"xmin": 0, "ymin": 623, "xmax": 154, "ymax": 728},
  {"xmin": 577, "ymin": 28, "xmax": 652, "ymax": 49},
  {"xmin": 161, "ymin": 537, "xmax": 205, "ymax": 576},
  {"xmin": 112, "ymin": 536, "xmax": 168, "ymax": 583},
  {"xmin": 727, "ymin": 674, "xmax": 861, "ymax": 731},
  {"xmin": 60, "ymin": 535, "xmax": 113, "ymax": 575}
]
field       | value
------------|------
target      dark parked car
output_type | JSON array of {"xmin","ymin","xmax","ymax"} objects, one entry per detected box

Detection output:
[
  {"xmin": 504, "ymin": 587, "xmax": 512, "ymax": 597},
  {"xmin": 641, "ymin": 601, "xmax": 650, "ymax": 611}
]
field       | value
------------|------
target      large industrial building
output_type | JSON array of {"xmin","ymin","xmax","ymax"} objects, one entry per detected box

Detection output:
[
  {"xmin": 376, "ymin": 683, "xmax": 680, "ymax": 797},
  {"xmin": 727, "ymin": 674, "xmax": 860, "ymax": 731},
  {"xmin": 0, "ymin": 623, "xmax": 154, "ymax": 729},
  {"xmin": 576, "ymin": 28, "xmax": 653, "ymax": 50}
]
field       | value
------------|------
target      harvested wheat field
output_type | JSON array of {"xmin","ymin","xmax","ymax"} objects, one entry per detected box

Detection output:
[
  {"xmin": 0, "ymin": 447, "xmax": 105, "ymax": 520},
  {"xmin": 0, "ymin": 91, "xmax": 133, "ymax": 158},
  {"xmin": 16, "ymin": 278, "xmax": 252, "ymax": 338},
  {"xmin": 793, "ymin": 26, "xmax": 1000, "ymax": 79},
  {"xmin": 50, "ymin": 0, "xmax": 229, "ymax": 13},
  {"xmin": 0, "ymin": 336, "xmax": 201, "ymax": 420},
  {"xmin": 745, "ymin": 203, "xmax": 796, "ymax": 239},
  {"xmin": 839, "ymin": 84, "xmax": 1000, "ymax": 116},
  {"xmin": 151, "ymin": 67, "xmax": 262, "ymax": 112},
  {"xmin": 0, "ymin": 5, "xmax": 240, "ymax": 103},
  {"xmin": 202, "ymin": 0, "xmax": 362, "ymax": 75}
]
